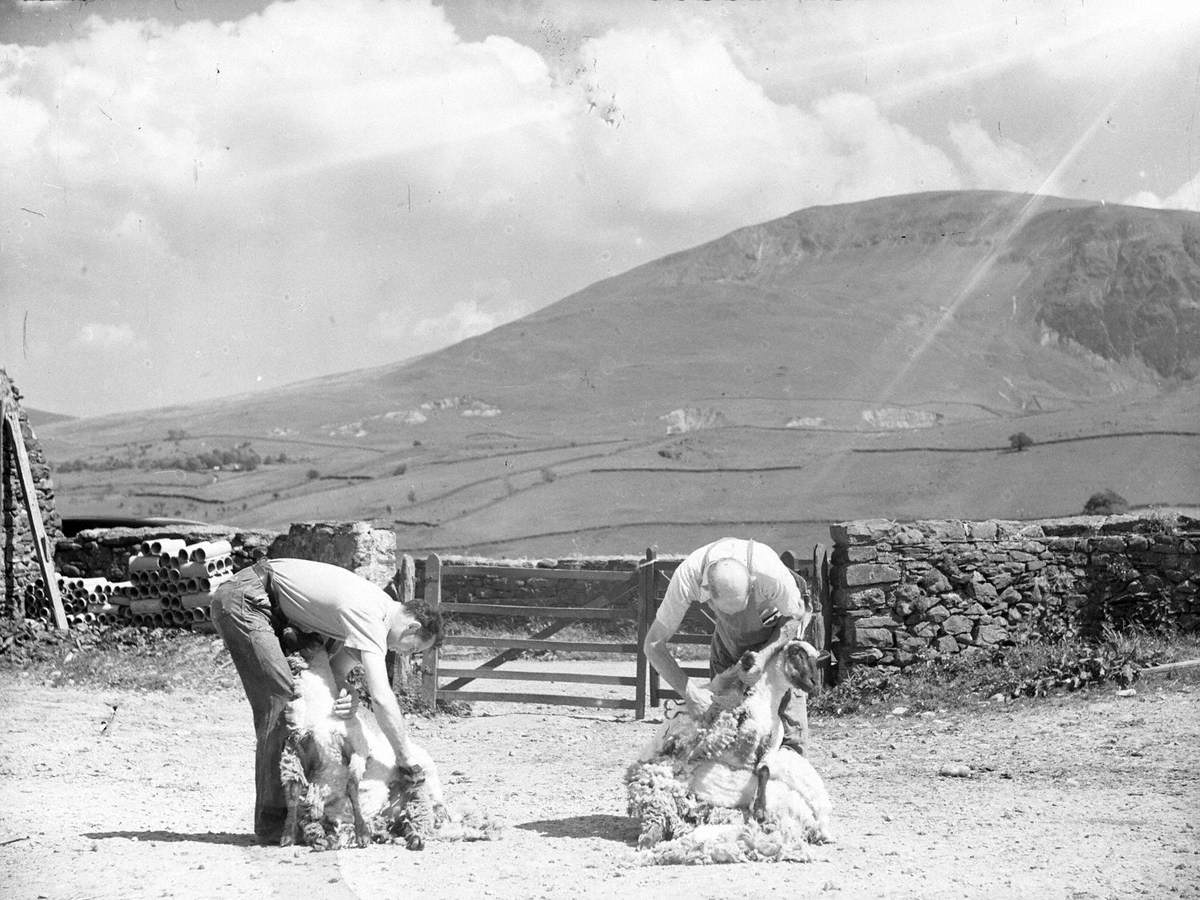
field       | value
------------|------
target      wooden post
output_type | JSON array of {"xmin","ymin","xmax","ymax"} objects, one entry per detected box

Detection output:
[
  {"xmin": 0, "ymin": 410, "xmax": 6, "ymax": 616},
  {"xmin": 2, "ymin": 402, "xmax": 66, "ymax": 631},
  {"xmin": 812, "ymin": 543, "xmax": 834, "ymax": 686},
  {"xmin": 389, "ymin": 553, "xmax": 417, "ymax": 696},
  {"xmin": 634, "ymin": 548, "xmax": 656, "ymax": 720},
  {"xmin": 420, "ymin": 553, "xmax": 442, "ymax": 710},
  {"xmin": 647, "ymin": 555, "xmax": 662, "ymax": 708}
]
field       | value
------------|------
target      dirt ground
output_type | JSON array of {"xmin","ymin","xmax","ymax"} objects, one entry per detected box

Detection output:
[{"xmin": 1, "ymin": 662, "xmax": 1198, "ymax": 900}]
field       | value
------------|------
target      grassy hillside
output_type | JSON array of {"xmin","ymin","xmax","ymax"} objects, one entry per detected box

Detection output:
[
  {"xmin": 23, "ymin": 407, "xmax": 75, "ymax": 428},
  {"xmin": 38, "ymin": 191, "xmax": 1200, "ymax": 557}
]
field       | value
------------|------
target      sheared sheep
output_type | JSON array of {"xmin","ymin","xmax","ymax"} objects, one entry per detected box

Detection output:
[
  {"xmin": 279, "ymin": 629, "xmax": 498, "ymax": 850},
  {"xmin": 626, "ymin": 640, "xmax": 834, "ymax": 864}
]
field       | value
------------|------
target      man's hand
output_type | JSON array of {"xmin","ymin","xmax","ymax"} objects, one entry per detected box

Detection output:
[
  {"xmin": 684, "ymin": 681, "xmax": 715, "ymax": 718},
  {"xmin": 332, "ymin": 688, "xmax": 357, "ymax": 720}
]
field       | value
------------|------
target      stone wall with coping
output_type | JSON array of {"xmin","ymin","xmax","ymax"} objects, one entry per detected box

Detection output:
[
  {"xmin": 270, "ymin": 522, "xmax": 399, "ymax": 588},
  {"xmin": 830, "ymin": 514, "xmax": 1200, "ymax": 669}
]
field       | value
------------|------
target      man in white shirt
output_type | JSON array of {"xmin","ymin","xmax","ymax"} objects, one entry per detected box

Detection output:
[
  {"xmin": 211, "ymin": 557, "xmax": 440, "ymax": 844},
  {"xmin": 643, "ymin": 537, "xmax": 813, "ymax": 752}
]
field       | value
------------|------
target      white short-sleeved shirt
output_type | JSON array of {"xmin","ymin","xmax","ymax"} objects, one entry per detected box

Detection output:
[
  {"xmin": 263, "ymin": 558, "xmax": 397, "ymax": 656},
  {"xmin": 654, "ymin": 538, "xmax": 808, "ymax": 655}
]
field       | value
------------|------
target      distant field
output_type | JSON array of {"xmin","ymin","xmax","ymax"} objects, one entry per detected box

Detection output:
[{"xmin": 45, "ymin": 388, "xmax": 1199, "ymax": 558}]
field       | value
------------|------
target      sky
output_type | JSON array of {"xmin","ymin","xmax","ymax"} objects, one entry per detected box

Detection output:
[{"xmin": 2, "ymin": 0, "xmax": 1199, "ymax": 417}]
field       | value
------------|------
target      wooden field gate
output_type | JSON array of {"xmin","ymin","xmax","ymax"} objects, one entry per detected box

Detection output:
[
  {"xmin": 419, "ymin": 544, "xmax": 834, "ymax": 720},
  {"xmin": 421, "ymin": 554, "xmax": 654, "ymax": 716}
]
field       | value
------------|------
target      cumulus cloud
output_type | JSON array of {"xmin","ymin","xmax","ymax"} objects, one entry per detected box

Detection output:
[
  {"xmin": 71, "ymin": 323, "xmax": 138, "ymax": 349},
  {"xmin": 0, "ymin": 2, "xmax": 979, "ymax": 254},
  {"xmin": 412, "ymin": 300, "xmax": 505, "ymax": 345},
  {"xmin": 948, "ymin": 120, "xmax": 1044, "ymax": 193},
  {"xmin": 410, "ymin": 278, "xmax": 529, "ymax": 345},
  {"xmin": 559, "ymin": 27, "xmax": 962, "ymax": 237},
  {"xmin": 2, "ymin": 0, "xmax": 1194, "ymax": 415},
  {"xmin": 1164, "ymin": 174, "xmax": 1200, "ymax": 212},
  {"xmin": 1126, "ymin": 172, "xmax": 1200, "ymax": 212},
  {"xmin": 371, "ymin": 277, "xmax": 529, "ymax": 348},
  {"xmin": 714, "ymin": 0, "xmax": 1200, "ymax": 107}
]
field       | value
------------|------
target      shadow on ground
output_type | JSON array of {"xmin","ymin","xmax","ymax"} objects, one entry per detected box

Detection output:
[
  {"xmin": 516, "ymin": 814, "xmax": 639, "ymax": 844},
  {"xmin": 85, "ymin": 830, "xmax": 258, "ymax": 846}
]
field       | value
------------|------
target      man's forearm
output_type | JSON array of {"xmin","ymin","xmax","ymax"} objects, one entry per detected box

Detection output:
[
  {"xmin": 360, "ymin": 651, "xmax": 415, "ymax": 766},
  {"xmin": 645, "ymin": 639, "xmax": 691, "ymax": 698},
  {"xmin": 374, "ymin": 696, "xmax": 415, "ymax": 766}
]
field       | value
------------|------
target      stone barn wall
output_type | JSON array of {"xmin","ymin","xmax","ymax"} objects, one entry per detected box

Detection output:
[
  {"xmin": 1, "ymin": 371, "xmax": 64, "ymax": 619},
  {"xmin": 270, "ymin": 522, "xmax": 399, "ymax": 588},
  {"xmin": 830, "ymin": 514, "xmax": 1200, "ymax": 669}
]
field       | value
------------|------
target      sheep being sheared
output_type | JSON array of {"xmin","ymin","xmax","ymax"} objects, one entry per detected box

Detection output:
[
  {"xmin": 279, "ymin": 629, "xmax": 499, "ymax": 850},
  {"xmin": 626, "ymin": 640, "xmax": 834, "ymax": 864}
]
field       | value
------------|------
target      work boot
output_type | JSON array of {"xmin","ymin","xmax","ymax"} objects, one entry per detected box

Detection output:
[{"xmin": 255, "ymin": 807, "xmax": 287, "ymax": 846}]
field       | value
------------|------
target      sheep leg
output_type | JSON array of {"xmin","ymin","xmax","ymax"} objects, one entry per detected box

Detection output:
[
  {"xmin": 302, "ymin": 783, "xmax": 332, "ymax": 850},
  {"xmin": 751, "ymin": 762, "xmax": 771, "ymax": 822},
  {"xmin": 278, "ymin": 737, "xmax": 309, "ymax": 847},
  {"xmin": 779, "ymin": 691, "xmax": 809, "ymax": 754},
  {"xmin": 279, "ymin": 785, "xmax": 303, "ymax": 847},
  {"xmin": 346, "ymin": 756, "xmax": 371, "ymax": 848}
]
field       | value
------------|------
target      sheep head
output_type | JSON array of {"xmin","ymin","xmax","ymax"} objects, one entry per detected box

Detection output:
[
  {"xmin": 779, "ymin": 641, "xmax": 822, "ymax": 697},
  {"xmin": 378, "ymin": 764, "xmax": 438, "ymax": 850}
]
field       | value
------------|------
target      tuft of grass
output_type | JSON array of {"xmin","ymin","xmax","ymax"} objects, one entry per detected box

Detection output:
[
  {"xmin": 0, "ymin": 621, "xmax": 241, "ymax": 692},
  {"xmin": 7, "ymin": 616, "xmax": 1197, "ymax": 711},
  {"xmin": 811, "ymin": 627, "xmax": 1200, "ymax": 717}
]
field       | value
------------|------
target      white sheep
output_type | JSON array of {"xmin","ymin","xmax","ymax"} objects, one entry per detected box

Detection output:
[
  {"xmin": 278, "ymin": 630, "xmax": 496, "ymax": 850},
  {"xmin": 626, "ymin": 640, "xmax": 834, "ymax": 864}
]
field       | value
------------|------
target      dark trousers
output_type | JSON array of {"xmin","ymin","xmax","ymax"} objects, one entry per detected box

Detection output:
[{"xmin": 210, "ymin": 565, "xmax": 292, "ymax": 842}]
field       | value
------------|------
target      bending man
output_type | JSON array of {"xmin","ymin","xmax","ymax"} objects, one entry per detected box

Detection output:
[
  {"xmin": 211, "ymin": 557, "xmax": 441, "ymax": 844},
  {"xmin": 643, "ymin": 537, "xmax": 813, "ymax": 752}
]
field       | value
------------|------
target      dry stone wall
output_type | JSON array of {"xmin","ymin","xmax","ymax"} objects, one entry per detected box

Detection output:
[
  {"xmin": 421, "ymin": 554, "xmax": 643, "ymax": 598},
  {"xmin": 270, "ymin": 522, "xmax": 398, "ymax": 588},
  {"xmin": 830, "ymin": 514, "xmax": 1200, "ymax": 669},
  {"xmin": 1, "ymin": 372, "xmax": 64, "ymax": 618}
]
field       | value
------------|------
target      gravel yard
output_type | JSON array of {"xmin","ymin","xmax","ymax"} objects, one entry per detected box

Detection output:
[{"xmin": 1, "ymin": 662, "xmax": 1198, "ymax": 899}]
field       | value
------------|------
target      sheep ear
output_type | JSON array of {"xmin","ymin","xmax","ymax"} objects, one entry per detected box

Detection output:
[{"xmin": 795, "ymin": 640, "xmax": 819, "ymax": 658}]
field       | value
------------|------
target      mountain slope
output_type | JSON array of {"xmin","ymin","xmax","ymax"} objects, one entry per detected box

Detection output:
[{"xmin": 38, "ymin": 191, "xmax": 1200, "ymax": 554}]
